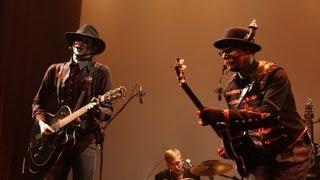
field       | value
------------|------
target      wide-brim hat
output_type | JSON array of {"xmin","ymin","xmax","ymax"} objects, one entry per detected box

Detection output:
[
  {"xmin": 213, "ymin": 27, "xmax": 261, "ymax": 53},
  {"xmin": 65, "ymin": 24, "xmax": 105, "ymax": 55}
]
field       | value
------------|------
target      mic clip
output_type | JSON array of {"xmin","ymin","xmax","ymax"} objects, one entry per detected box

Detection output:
[
  {"xmin": 185, "ymin": 159, "xmax": 193, "ymax": 168},
  {"xmin": 138, "ymin": 84, "xmax": 146, "ymax": 104},
  {"xmin": 215, "ymin": 65, "xmax": 226, "ymax": 101}
]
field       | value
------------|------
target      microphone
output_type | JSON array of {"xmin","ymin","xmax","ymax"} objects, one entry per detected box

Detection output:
[
  {"xmin": 138, "ymin": 84, "xmax": 146, "ymax": 104},
  {"xmin": 185, "ymin": 159, "xmax": 193, "ymax": 168},
  {"xmin": 216, "ymin": 65, "xmax": 227, "ymax": 101},
  {"xmin": 217, "ymin": 85, "xmax": 222, "ymax": 101}
]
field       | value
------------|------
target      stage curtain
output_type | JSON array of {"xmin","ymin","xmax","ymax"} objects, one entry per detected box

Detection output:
[{"xmin": 0, "ymin": 1, "xmax": 82, "ymax": 179}]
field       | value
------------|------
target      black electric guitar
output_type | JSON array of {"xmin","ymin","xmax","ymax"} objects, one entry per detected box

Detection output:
[
  {"xmin": 28, "ymin": 86, "xmax": 126, "ymax": 172},
  {"xmin": 175, "ymin": 58, "xmax": 248, "ymax": 177}
]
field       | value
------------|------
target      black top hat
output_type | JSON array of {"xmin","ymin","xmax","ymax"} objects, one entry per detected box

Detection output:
[
  {"xmin": 213, "ymin": 27, "xmax": 261, "ymax": 53},
  {"xmin": 65, "ymin": 24, "xmax": 106, "ymax": 55}
]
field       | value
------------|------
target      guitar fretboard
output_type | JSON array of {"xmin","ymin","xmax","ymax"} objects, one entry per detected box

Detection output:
[{"xmin": 51, "ymin": 102, "xmax": 96, "ymax": 130}]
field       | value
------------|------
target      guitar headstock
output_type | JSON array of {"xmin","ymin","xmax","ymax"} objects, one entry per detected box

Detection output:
[
  {"xmin": 304, "ymin": 98, "xmax": 314, "ymax": 119},
  {"xmin": 175, "ymin": 57, "xmax": 187, "ymax": 85},
  {"xmin": 100, "ymin": 86, "xmax": 127, "ymax": 103}
]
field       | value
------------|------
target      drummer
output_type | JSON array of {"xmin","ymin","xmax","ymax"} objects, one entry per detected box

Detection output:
[{"xmin": 155, "ymin": 149, "xmax": 200, "ymax": 180}]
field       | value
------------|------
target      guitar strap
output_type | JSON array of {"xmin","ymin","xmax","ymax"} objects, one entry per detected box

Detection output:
[
  {"xmin": 86, "ymin": 61, "xmax": 98, "ymax": 101},
  {"xmin": 233, "ymin": 60, "xmax": 274, "ymax": 109},
  {"xmin": 74, "ymin": 90, "xmax": 87, "ymax": 111},
  {"xmin": 74, "ymin": 62, "xmax": 98, "ymax": 111},
  {"xmin": 234, "ymin": 80, "xmax": 255, "ymax": 109}
]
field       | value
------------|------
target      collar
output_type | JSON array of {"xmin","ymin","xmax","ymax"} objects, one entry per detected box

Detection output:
[
  {"xmin": 70, "ymin": 58, "xmax": 92, "ymax": 70},
  {"xmin": 237, "ymin": 59, "xmax": 259, "ymax": 79}
]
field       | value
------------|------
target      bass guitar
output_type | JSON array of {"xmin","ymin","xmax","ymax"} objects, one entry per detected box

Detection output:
[
  {"xmin": 174, "ymin": 58, "xmax": 248, "ymax": 177},
  {"xmin": 28, "ymin": 86, "xmax": 126, "ymax": 172}
]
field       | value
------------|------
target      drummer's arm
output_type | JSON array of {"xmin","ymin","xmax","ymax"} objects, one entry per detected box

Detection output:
[{"xmin": 217, "ymin": 146, "xmax": 228, "ymax": 159}]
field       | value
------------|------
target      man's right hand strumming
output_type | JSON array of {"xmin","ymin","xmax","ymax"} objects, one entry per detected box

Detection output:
[{"xmin": 36, "ymin": 114, "xmax": 55, "ymax": 135}]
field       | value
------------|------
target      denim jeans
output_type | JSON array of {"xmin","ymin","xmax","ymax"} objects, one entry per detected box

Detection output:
[{"xmin": 44, "ymin": 137, "xmax": 99, "ymax": 180}]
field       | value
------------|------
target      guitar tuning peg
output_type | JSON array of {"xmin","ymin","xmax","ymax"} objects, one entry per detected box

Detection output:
[{"xmin": 176, "ymin": 57, "xmax": 185, "ymax": 64}]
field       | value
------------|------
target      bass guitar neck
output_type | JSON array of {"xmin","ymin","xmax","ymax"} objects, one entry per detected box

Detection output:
[
  {"xmin": 180, "ymin": 83, "xmax": 204, "ymax": 110},
  {"xmin": 174, "ymin": 57, "xmax": 248, "ymax": 177}
]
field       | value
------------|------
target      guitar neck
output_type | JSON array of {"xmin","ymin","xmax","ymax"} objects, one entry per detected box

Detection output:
[
  {"xmin": 180, "ymin": 83, "xmax": 204, "ymax": 110},
  {"xmin": 305, "ymin": 117, "xmax": 314, "ymax": 143},
  {"xmin": 180, "ymin": 82, "xmax": 223, "ymax": 136},
  {"xmin": 52, "ymin": 102, "xmax": 97, "ymax": 130},
  {"xmin": 304, "ymin": 99, "xmax": 315, "ymax": 143}
]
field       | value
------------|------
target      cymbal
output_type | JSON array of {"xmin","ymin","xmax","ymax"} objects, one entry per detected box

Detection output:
[{"xmin": 190, "ymin": 160, "xmax": 233, "ymax": 176}]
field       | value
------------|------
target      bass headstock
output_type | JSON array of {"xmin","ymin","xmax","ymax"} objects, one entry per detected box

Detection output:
[
  {"xmin": 304, "ymin": 98, "xmax": 314, "ymax": 120},
  {"xmin": 175, "ymin": 57, "xmax": 187, "ymax": 85}
]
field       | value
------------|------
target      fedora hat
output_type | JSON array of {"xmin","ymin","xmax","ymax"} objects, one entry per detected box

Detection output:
[
  {"xmin": 213, "ymin": 27, "xmax": 261, "ymax": 53},
  {"xmin": 65, "ymin": 24, "xmax": 105, "ymax": 55}
]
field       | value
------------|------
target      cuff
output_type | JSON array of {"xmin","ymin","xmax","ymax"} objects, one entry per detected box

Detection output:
[{"xmin": 223, "ymin": 109, "xmax": 230, "ymax": 121}]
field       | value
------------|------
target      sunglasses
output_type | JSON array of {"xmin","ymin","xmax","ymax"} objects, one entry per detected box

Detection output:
[{"xmin": 218, "ymin": 47, "xmax": 240, "ymax": 59}]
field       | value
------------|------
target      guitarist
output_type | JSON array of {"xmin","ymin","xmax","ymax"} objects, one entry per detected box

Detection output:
[
  {"xmin": 197, "ymin": 23, "xmax": 312, "ymax": 179},
  {"xmin": 32, "ymin": 24, "xmax": 113, "ymax": 180}
]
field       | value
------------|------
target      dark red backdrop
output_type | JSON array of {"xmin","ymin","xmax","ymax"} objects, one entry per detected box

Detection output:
[{"xmin": 0, "ymin": 1, "xmax": 82, "ymax": 179}]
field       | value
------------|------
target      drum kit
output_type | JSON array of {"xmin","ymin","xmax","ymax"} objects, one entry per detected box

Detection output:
[{"xmin": 189, "ymin": 159, "xmax": 240, "ymax": 180}]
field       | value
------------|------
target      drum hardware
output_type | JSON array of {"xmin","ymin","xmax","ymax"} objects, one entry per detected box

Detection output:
[{"xmin": 190, "ymin": 160, "xmax": 236, "ymax": 179}]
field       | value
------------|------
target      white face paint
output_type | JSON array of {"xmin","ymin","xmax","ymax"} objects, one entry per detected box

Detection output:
[{"xmin": 72, "ymin": 37, "xmax": 94, "ymax": 57}]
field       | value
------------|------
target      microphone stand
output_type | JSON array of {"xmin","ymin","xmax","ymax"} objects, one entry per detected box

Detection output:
[
  {"xmin": 102, "ymin": 83, "xmax": 145, "ymax": 129},
  {"xmin": 144, "ymin": 158, "xmax": 164, "ymax": 180},
  {"xmin": 99, "ymin": 83, "xmax": 145, "ymax": 180}
]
